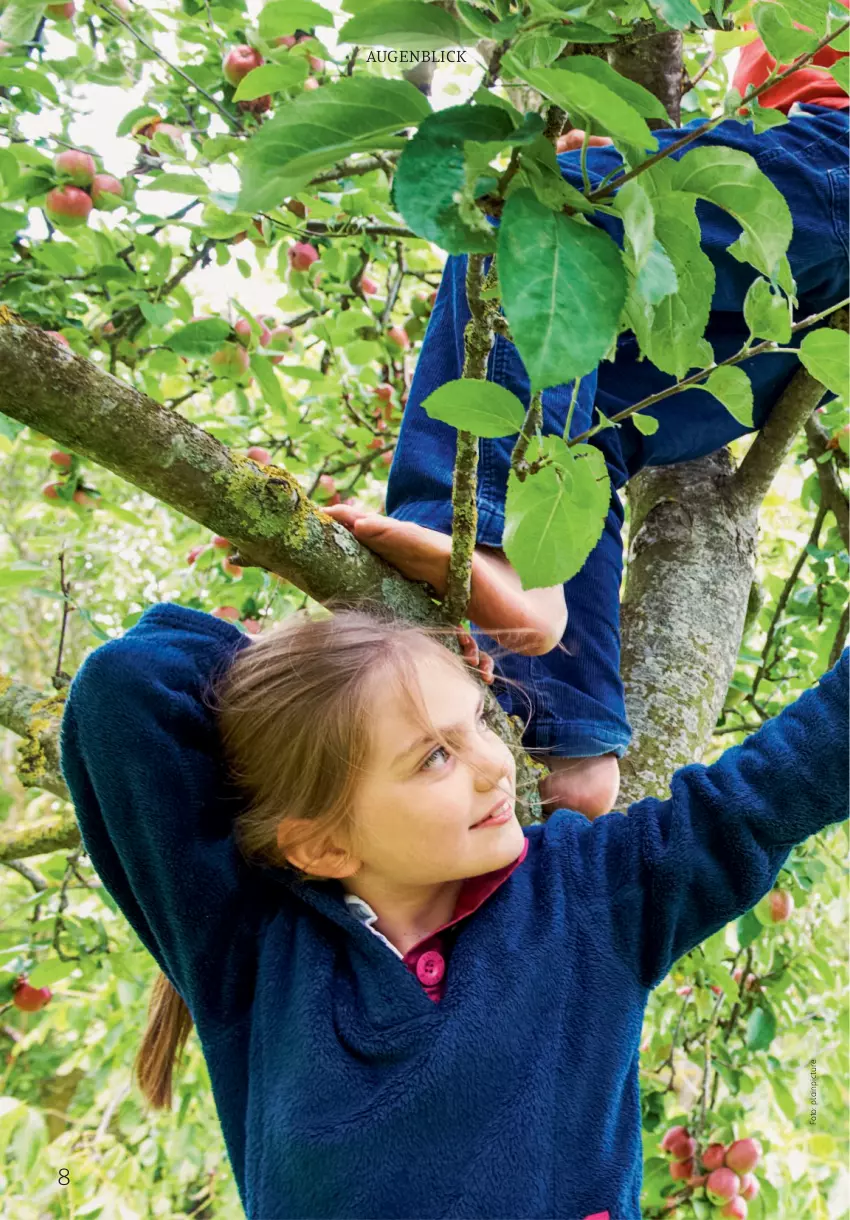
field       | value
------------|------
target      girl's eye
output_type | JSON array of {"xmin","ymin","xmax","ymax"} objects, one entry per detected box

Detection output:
[{"xmin": 420, "ymin": 713, "xmax": 489, "ymax": 772}]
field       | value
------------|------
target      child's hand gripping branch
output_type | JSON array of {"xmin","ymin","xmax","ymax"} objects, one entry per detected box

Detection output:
[{"xmin": 58, "ymin": 601, "xmax": 848, "ymax": 1220}]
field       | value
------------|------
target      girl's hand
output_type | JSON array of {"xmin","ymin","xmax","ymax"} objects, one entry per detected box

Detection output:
[
  {"xmin": 455, "ymin": 628, "xmax": 494, "ymax": 684},
  {"xmin": 556, "ymin": 129, "xmax": 614, "ymax": 153}
]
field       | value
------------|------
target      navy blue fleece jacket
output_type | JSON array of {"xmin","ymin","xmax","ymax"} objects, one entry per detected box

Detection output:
[{"xmin": 58, "ymin": 603, "xmax": 849, "ymax": 1220}]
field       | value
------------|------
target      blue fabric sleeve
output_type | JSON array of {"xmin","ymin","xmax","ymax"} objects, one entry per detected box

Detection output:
[
  {"xmin": 563, "ymin": 650, "xmax": 849, "ymax": 990},
  {"xmin": 58, "ymin": 603, "xmax": 281, "ymax": 1020}
]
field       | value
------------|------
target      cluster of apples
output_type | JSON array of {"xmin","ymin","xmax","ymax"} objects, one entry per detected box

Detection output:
[
  {"xmin": 661, "ymin": 1126, "xmax": 762, "ymax": 1217},
  {"xmin": 222, "ymin": 30, "xmax": 325, "ymax": 115},
  {"xmin": 44, "ymin": 149, "xmax": 124, "ymax": 230},
  {"xmin": 195, "ymin": 312, "xmax": 296, "ymax": 382}
]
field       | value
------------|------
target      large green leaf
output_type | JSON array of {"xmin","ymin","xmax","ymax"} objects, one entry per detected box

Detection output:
[
  {"xmin": 743, "ymin": 277, "xmax": 792, "ymax": 342},
  {"xmin": 745, "ymin": 1004, "xmax": 777, "ymax": 1051},
  {"xmin": 753, "ymin": 2, "xmax": 819, "ymax": 62},
  {"xmin": 557, "ymin": 56, "xmax": 673, "ymax": 125},
  {"xmin": 165, "ymin": 318, "xmax": 232, "ymax": 357},
  {"xmin": 393, "ymin": 133, "xmax": 497, "ymax": 254},
  {"xmin": 498, "ymin": 189, "xmax": 627, "ymax": 391},
  {"xmin": 238, "ymin": 77, "xmax": 431, "ymax": 212},
  {"xmin": 503, "ymin": 436, "xmax": 610, "ymax": 588},
  {"xmin": 338, "ymin": 1, "xmax": 468, "ymax": 50},
  {"xmin": 627, "ymin": 192, "xmax": 716, "ymax": 379},
  {"xmin": 798, "ymin": 328, "xmax": 850, "ymax": 398},
  {"xmin": 696, "ymin": 365, "xmax": 754, "ymax": 428},
  {"xmin": 516, "ymin": 65, "xmax": 658, "ymax": 151},
  {"xmin": 258, "ymin": 0, "xmax": 335, "ymax": 40},
  {"xmin": 674, "ymin": 146, "xmax": 793, "ymax": 279},
  {"xmin": 646, "ymin": 0, "xmax": 706, "ymax": 29},
  {"xmin": 516, "ymin": 134, "xmax": 594, "ymax": 214},
  {"xmin": 232, "ymin": 61, "xmax": 307, "ymax": 102},
  {"xmin": 421, "ymin": 379, "xmax": 526, "ymax": 437}
]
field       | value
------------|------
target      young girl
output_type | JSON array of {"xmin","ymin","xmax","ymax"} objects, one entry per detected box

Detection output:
[
  {"xmin": 325, "ymin": 24, "xmax": 850, "ymax": 824},
  {"xmin": 59, "ymin": 598, "xmax": 848, "ymax": 1220}
]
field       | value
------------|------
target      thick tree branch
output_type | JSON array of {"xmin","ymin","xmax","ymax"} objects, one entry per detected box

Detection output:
[
  {"xmin": 733, "ymin": 310, "xmax": 849, "ymax": 508},
  {"xmin": 0, "ymin": 310, "xmax": 547, "ymax": 856}
]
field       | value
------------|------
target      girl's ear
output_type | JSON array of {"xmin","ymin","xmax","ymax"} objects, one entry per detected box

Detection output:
[{"xmin": 276, "ymin": 818, "xmax": 360, "ymax": 879}]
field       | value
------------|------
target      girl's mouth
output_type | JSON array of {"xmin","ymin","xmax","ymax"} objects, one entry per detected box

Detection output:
[{"xmin": 471, "ymin": 797, "xmax": 513, "ymax": 829}]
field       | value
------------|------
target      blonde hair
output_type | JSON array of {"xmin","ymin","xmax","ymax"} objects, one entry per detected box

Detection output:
[{"xmin": 134, "ymin": 598, "xmax": 565, "ymax": 1110}]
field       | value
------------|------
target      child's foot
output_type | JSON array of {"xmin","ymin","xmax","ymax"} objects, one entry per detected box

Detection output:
[
  {"xmin": 537, "ymin": 753, "xmax": 620, "ymax": 820},
  {"xmin": 323, "ymin": 505, "xmax": 567, "ymax": 656}
]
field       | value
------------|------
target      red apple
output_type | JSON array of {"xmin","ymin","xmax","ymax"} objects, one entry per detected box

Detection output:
[
  {"xmin": 235, "ymin": 316, "xmax": 271, "ymax": 348},
  {"xmin": 380, "ymin": 450, "xmax": 393, "ymax": 466},
  {"xmin": 222, "ymin": 557, "xmax": 242, "ymax": 577},
  {"xmin": 223, "ymin": 44, "xmax": 264, "ymax": 87},
  {"xmin": 187, "ymin": 545, "xmax": 207, "ymax": 565},
  {"xmin": 724, "ymin": 1139, "xmax": 761, "ymax": 1175},
  {"xmin": 45, "ymin": 185, "xmax": 92, "ymax": 228},
  {"xmin": 702, "ymin": 1143, "xmax": 727, "ymax": 1171},
  {"xmin": 246, "ymin": 446, "xmax": 271, "ymax": 464},
  {"xmin": 732, "ymin": 968, "xmax": 758, "ymax": 991},
  {"xmin": 211, "ymin": 343, "xmax": 251, "ymax": 378},
  {"xmin": 212, "ymin": 536, "xmax": 232, "ymax": 550},
  {"xmin": 706, "ymin": 1167, "xmax": 740, "ymax": 1204},
  {"xmin": 738, "ymin": 1174, "xmax": 759, "ymax": 1201},
  {"xmin": 273, "ymin": 34, "xmax": 297, "ymax": 48},
  {"xmin": 12, "ymin": 977, "xmax": 52, "ymax": 1012},
  {"xmin": 676, "ymin": 985, "xmax": 692, "ymax": 997},
  {"xmin": 287, "ymin": 241, "xmax": 319, "ymax": 272},
  {"xmin": 386, "ymin": 324, "xmax": 409, "ymax": 350},
  {"xmin": 717, "ymin": 1198, "xmax": 748, "ymax": 1220},
  {"xmin": 669, "ymin": 1158, "xmax": 694, "ymax": 1181},
  {"xmin": 307, "ymin": 54, "xmax": 324, "ymax": 73},
  {"xmin": 46, "ymin": 1, "xmax": 75, "ymax": 18},
  {"xmin": 50, "ymin": 451, "xmax": 73, "ymax": 469},
  {"xmin": 242, "ymin": 617, "xmax": 262, "ymax": 634},
  {"xmin": 754, "ymin": 889, "xmax": 793, "ymax": 925},
  {"xmin": 44, "ymin": 330, "xmax": 70, "ymax": 348},
  {"xmin": 374, "ymin": 384, "xmax": 393, "ymax": 402},
  {"xmin": 303, "ymin": 77, "xmax": 320, "ymax": 90},
  {"xmin": 91, "ymin": 173, "xmax": 124, "ymax": 210},
  {"xmin": 42, "ymin": 482, "xmax": 62, "ymax": 501},
  {"xmin": 660, "ymin": 1126, "xmax": 690, "ymax": 1155},
  {"xmin": 361, "ymin": 275, "xmax": 378, "ymax": 295},
  {"xmin": 73, "ymin": 489, "xmax": 95, "ymax": 507},
  {"xmin": 54, "ymin": 149, "xmax": 96, "ymax": 187},
  {"xmin": 268, "ymin": 326, "xmax": 294, "ymax": 363},
  {"xmin": 367, "ymin": 437, "xmax": 383, "ymax": 451},
  {"xmin": 317, "ymin": 474, "xmax": 336, "ymax": 498},
  {"xmin": 428, "ymin": 290, "xmax": 437, "ymax": 308},
  {"xmin": 211, "ymin": 606, "xmax": 240, "ymax": 621},
  {"xmin": 710, "ymin": 985, "xmax": 722, "ymax": 995}
]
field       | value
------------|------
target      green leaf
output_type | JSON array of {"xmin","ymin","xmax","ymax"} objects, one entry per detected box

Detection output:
[
  {"xmin": 147, "ymin": 172, "xmax": 209, "ymax": 195},
  {"xmin": 517, "ymin": 134, "xmax": 594, "ymax": 214},
  {"xmin": 743, "ymin": 278, "xmax": 792, "ymax": 343},
  {"xmin": 30, "ymin": 243, "xmax": 79, "ymax": 277},
  {"xmin": 747, "ymin": 100, "xmax": 790, "ymax": 134},
  {"xmin": 636, "ymin": 241, "xmax": 679, "ymax": 305},
  {"xmin": 754, "ymin": 3, "xmax": 819, "ymax": 62},
  {"xmin": 555, "ymin": 56, "xmax": 672, "ymax": 126},
  {"xmin": 0, "ymin": 66, "xmax": 58, "ymax": 103},
  {"xmin": 249, "ymin": 352, "xmax": 284, "ymax": 409},
  {"xmin": 164, "ymin": 318, "xmax": 232, "ymax": 357},
  {"xmin": 696, "ymin": 365, "xmax": 754, "ymax": 428},
  {"xmin": 421, "ymin": 379, "xmax": 526, "ymax": 437},
  {"xmin": 138, "ymin": 301, "xmax": 174, "ymax": 327},
  {"xmin": 0, "ymin": 412, "xmax": 24, "ymax": 441},
  {"xmin": 627, "ymin": 192, "xmax": 716, "ymax": 379},
  {"xmin": 27, "ymin": 958, "xmax": 78, "ymax": 989},
  {"xmin": 768, "ymin": 1072, "xmax": 797, "ymax": 1122},
  {"xmin": 631, "ymin": 411, "xmax": 660, "ymax": 435},
  {"xmin": 674, "ymin": 146, "xmax": 793, "ymax": 280},
  {"xmin": 646, "ymin": 0, "xmax": 706, "ymax": 29},
  {"xmin": 339, "ymin": 1, "xmax": 467, "ymax": 50},
  {"xmin": 516, "ymin": 65, "xmax": 658, "ymax": 151},
  {"xmin": 393, "ymin": 129, "xmax": 497, "ymax": 254},
  {"xmin": 745, "ymin": 1004, "xmax": 777, "ymax": 1051},
  {"xmin": 232, "ymin": 61, "xmax": 306, "ymax": 102},
  {"xmin": 258, "ymin": 0, "xmax": 335, "ymax": 40},
  {"xmin": 237, "ymin": 76, "xmax": 431, "ymax": 212},
  {"xmin": 499, "ymin": 189, "xmax": 627, "ymax": 391},
  {"xmin": 503, "ymin": 437, "xmax": 610, "ymax": 588},
  {"xmin": 799, "ymin": 328, "xmax": 849, "ymax": 398},
  {"xmin": 0, "ymin": 563, "xmax": 45, "ymax": 591},
  {"xmin": 829, "ymin": 55, "xmax": 850, "ymax": 94}
]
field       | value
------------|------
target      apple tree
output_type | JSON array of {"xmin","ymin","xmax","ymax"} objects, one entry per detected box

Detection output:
[{"xmin": 0, "ymin": 1, "xmax": 847, "ymax": 1216}]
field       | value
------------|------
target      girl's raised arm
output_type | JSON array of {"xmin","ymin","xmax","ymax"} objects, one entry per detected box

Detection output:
[
  {"xmin": 560, "ymin": 650, "xmax": 849, "ymax": 991},
  {"xmin": 59, "ymin": 603, "xmax": 282, "ymax": 1020}
]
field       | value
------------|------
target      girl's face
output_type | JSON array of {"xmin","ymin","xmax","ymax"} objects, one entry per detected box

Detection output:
[{"xmin": 345, "ymin": 650, "xmax": 523, "ymax": 892}]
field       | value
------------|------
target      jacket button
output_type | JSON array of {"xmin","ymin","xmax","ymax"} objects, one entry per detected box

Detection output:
[{"xmin": 415, "ymin": 949, "xmax": 445, "ymax": 985}]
